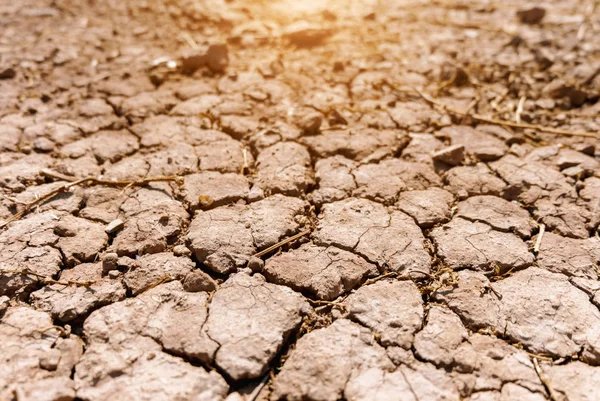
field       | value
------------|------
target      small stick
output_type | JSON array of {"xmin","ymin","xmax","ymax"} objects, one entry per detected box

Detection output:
[
  {"xmin": 534, "ymin": 224, "xmax": 546, "ymax": 253},
  {"xmin": 532, "ymin": 357, "xmax": 559, "ymax": 401},
  {"xmin": 364, "ymin": 269, "xmax": 434, "ymax": 285},
  {"xmin": 241, "ymin": 148, "xmax": 250, "ymax": 175},
  {"xmin": 515, "ymin": 95, "xmax": 526, "ymax": 124},
  {"xmin": 0, "ymin": 170, "xmax": 183, "ymax": 229},
  {"xmin": 0, "ymin": 268, "xmax": 95, "ymax": 287},
  {"xmin": 308, "ymin": 299, "xmax": 347, "ymax": 310},
  {"xmin": 491, "ymin": 87, "xmax": 509, "ymax": 114},
  {"xmin": 180, "ymin": 32, "xmax": 199, "ymax": 49},
  {"xmin": 247, "ymin": 374, "xmax": 270, "ymax": 401},
  {"xmin": 413, "ymin": 87, "xmax": 598, "ymax": 138},
  {"xmin": 253, "ymin": 229, "xmax": 311, "ymax": 258},
  {"xmin": 39, "ymin": 325, "xmax": 71, "ymax": 338},
  {"xmin": 139, "ymin": 275, "xmax": 174, "ymax": 294}
]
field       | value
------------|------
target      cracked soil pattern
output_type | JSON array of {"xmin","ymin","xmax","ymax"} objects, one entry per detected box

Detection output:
[{"xmin": 1, "ymin": 0, "xmax": 600, "ymax": 400}]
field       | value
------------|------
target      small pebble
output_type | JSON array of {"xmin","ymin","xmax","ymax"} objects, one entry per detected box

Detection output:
[
  {"xmin": 105, "ymin": 219, "xmax": 124, "ymax": 234},
  {"xmin": 0, "ymin": 295, "xmax": 9, "ymax": 316},
  {"xmin": 517, "ymin": 7, "xmax": 546, "ymax": 24},
  {"xmin": 224, "ymin": 393, "xmax": 244, "ymax": 401},
  {"xmin": 102, "ymin": 252, "xmax": 119, "ymax": 274},
  {"xmin": 182, "ymin": 270, "xmax": 217, "ymax": 292},
  {"xmin": 39, "ymin": 350, "xmax": 61, "ymax": 371},
  {"xmin": 298, "ymin": 112, "xmax": 323, "ymax": 135},
  {"xmin": 0, "ymin": 66, "xmax": 16, "ymax": 80},
  {"xmin": 32, "ymin": 137, "xmax": 55, "ymax": 153},
  {"xmin": 108, "ymin": 270, "xmax": 121, "ymax": 279},
  {"xmin": 432, "ymin": 145, "xmax": 465, "ymax": 166},
  {"xmin": 248, "ymin": 256, "xmax": 265, "ymax": 272},
  {"xmin": 173, "ymin": 245, "xmax": 192, "ymax": 257}
]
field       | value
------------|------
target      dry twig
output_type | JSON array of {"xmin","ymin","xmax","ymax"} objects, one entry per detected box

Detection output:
[
  {"xmin": 252, "ymin": 229, "xmax": 311, "ymax": 258},
  {"xmin": 515, "ymin": 95, "xmax": 526, "ymax": 124},
  {"xmin": 364, "ymin": 269, "xmax": 434, "ymax": 285},
  {"xmin": 534, "ymin": 224, "xmax": 546, "ymax": 253},
  {"xmin": 0, "ymin": 169, "xmax": 183, "ymax": 229},
  {"xmin": 532, "ymin": 357, "xmax": 560, "ymax": 401},
  {"xmin": 413, "ymin": 87, "xmax": 598, "ymax": 138},
  {"xmin": 0, "ymin": 268, "xmax": 95, "ymax": 287},
  {"xmin": 247, "ymin": 374, "xmax": 270, "ymax": 401}
]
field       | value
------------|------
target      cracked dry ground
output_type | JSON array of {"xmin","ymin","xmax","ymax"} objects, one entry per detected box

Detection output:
[{"xmin": 2, "ymin": 0, "xmax": 600, "ymax": 401}]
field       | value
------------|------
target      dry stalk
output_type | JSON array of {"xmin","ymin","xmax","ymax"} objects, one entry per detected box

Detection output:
[
  {"xmin": 532, "ymin": 357, "xmax": 560, "ymax": 401},
  {"xmin": 364, "ymin": 269, "xmax": 434, "ymax": 286},
  {"xmin": 247, "ymin": 374, "xmax": 270, "ymax": 401},
  {"xmin": 0, "ymin": 169, "xmax": 183, "ymax": 230},
  {"xmin": 0, "ymin": 268, "xmax": 95, "ymax": 287},
  {"xmin": 534, "ymin": 224, "xmax": 546, "ymax": 253},
  {"xmin": 515, "ymin": 95, "xmax": 526, "ymax": 124},
  {"xmin": 308, "ymin": 299, "xmax": 348, "ymax": 312},
  {"xmin": 412, "ymin": 87, "xmax": 598, "ymax": 138},
  {"xmin": 252, "ymin": 229, "xmax": 311, "ymax": 258}
]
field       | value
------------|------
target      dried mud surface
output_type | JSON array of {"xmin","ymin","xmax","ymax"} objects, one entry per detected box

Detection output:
[{"xmin": 1, "ymin": 0, "xmax": 600, "ymax": 400}]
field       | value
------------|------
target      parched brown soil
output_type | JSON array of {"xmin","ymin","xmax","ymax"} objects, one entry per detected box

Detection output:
[{"xmin": 1, "ymin": 0, "xmax": 600, "ymax": 400}]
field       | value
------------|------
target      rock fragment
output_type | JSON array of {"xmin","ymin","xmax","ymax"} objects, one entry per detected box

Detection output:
[
  {"xmin": 182, "ymin": 269, "xmax": 217, "ymax": 292},
  {"xmin": 432, "ymin": 144, "xmax": 465, "ymax": 166},
  {"xmin": 0, "ymin": 66, "xmax": 16, "ymax": 80},
  {"xmin": 283, "ymin": 21, "xmax": 331, "ymax": 47},
  {"xmin": 205, "ymin": 43, "xmax": 229, "ymax": 72},
  {"xmin": 101, "ymin": 253, "xmax": 118, "ymax": 274},
  {"xmin": 297, "ymin": 111, "xmax": 323, "ymax": 135},
  {"xmin": 517, "ymin": 7, "xmax": 546, "ymax": 24},
  {"xmin": 313, "ymin": 198, "xmax": 431, "ymax": 274},
  {"xmin": 262, "ymin": 244, "xmax": 377, "ymax": 300},
  {"xmin": 181, "ymin": 43, "xmax": 229, "ymax": 73},
  {"xmin": 104, "ymin": 218, "xmax": 124, "ymax": 234}
]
